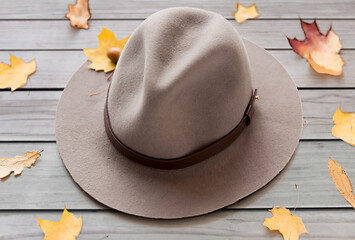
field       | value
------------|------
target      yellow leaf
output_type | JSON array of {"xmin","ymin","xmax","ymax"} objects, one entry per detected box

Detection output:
[
  {"xmin": 332, "ymin": 107, "xmax": 355, "ymax": 146},
  {"xmin": 288, "ymin": 20, "xmax": 344, "ymax": 76},
  {"xmin": 233, "ymin": 3, "xmax": 260, "ymax": 23},
  {"xmin": 83, "ymin": 27, "xmax": 130, "ymax": 72},
  {"xmin": 0, "ymin": 55, "xmax": 36, "ymax": 91},
  {"xmin": 263, "ymin": 206, "xmax": 308, "ymax": 240},
  {"xmin": 0, "ymin": 151, "xmax": 41, "ymax": 179},
  {"xmin": 37, "ymin": 207, "xmax": 82, "ymax": 240},
  {"xmin": 65, "ymin": 0, "xmax": 91, "ymax": 29},
  {"xmin": 328, "ymin": 158, "xmax": 355, "ymax": 208},
  {"xmin": 308, "ymin": 51, "xmax": 344, "ymax": 76}
]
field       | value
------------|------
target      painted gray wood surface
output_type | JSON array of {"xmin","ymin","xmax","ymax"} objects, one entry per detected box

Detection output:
[
  {"xmin": 0, "ymin": 89, "xmax": 351, "ymax": 141},
  {"xmin": 0, "ymin": 141, "xmax": 354, "ymax": 210},
  {"xmin": 0, "ymin": 50, "xmax": 353, "ymax": 89},
  {"xmin": 0, "ymin": 0, "xmax": 354, "ymax": 19},
  {"xmin": 1, "ymin": 0, "xmax": 355, "ymax": 238},
  {"xmin": 1, "ymin": 209, "xmax": 355, "ymax": 239},
  {"xmin": 1, "ymin": 19, "xmax": 355, "ymax": 50}
]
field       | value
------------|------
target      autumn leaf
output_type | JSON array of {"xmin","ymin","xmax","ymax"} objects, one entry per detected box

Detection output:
[
  {"xmin": 83, "ymin": 27, "xmax": 130, "ymax": 72},
  {"xmin": 233, "ymin": 3, "xmax": 260, "ymax": 23},
  {"xmin": 65, "ymin": 0, "xmax": 91, "ymax": 29},
  {"xmin": 328, "ymin": 158, "xmax": 355, "ymax": 208},
  {"xmin": 37, "ymin": 207, "xmax": 82, "ymax": 240},
  {"xmin": 287, "ymin": 20, "xmax": 344, "ymax": 76},
  {"xmin": 264, "ymin": 206, "xmax": 308, "ymax": 240},
  {"xmin": 0, "ymin": 55, "xmax": 36, "ymax": 91},
  {"xmin": 0, "ymin": 151, "xmax": 41, "ymax": 179},
  {"xmin": 332, "ymin": 107, "xmax": 355, "ymax": 146}
]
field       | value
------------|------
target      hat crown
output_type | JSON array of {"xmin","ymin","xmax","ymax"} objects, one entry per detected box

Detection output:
[{"xmin": 107, "ymin": 7, "xmax": 252, "ymax": 159}]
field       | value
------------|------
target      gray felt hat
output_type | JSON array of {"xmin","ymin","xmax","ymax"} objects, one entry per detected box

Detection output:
[{"xmin": 55, "ymin": 7, "xmax": 302, "ymax": 219}]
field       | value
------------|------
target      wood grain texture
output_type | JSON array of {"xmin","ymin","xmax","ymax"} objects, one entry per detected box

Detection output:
[
  {"xmin": 0, "ymin": 90, "xmax": 351, "ymax": 141},
  {"xmin": 1, "ymin": 0, "xmax": 355, "ymax": 237},
  {"xmin": 1, "ymin": 209, "xmax": 355, "ymax": 239},
  {"xmin": 0, "ymin": 50, "xmax": 353, "ymax": 89},
  {"xmin": 0, "ymin": 141, "xmax": 354, "ymax": 210},
  {"xmin": 0, "ymin": 91, "xmax": 59, "ymax": 141},
  {"xmin": 1, "ymin": 19, "xmax": 355, "ymax": 50},
  {"xmin": 0, "ymin": 0, "xmax": 354, "ymax": 19},
  {"xmin": 301, "ymin": 89, "xmax": 355, "ymax": 140}
]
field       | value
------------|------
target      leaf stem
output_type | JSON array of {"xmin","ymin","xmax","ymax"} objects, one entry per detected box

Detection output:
[{"xmin": 293, "ymin": 183, "xmax": 299, "ymax": 214}]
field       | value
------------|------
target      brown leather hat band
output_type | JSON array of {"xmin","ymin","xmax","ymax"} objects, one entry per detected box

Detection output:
[{"xmin": 104, "ymin": 87, "xmax": 257, "ymax": 169}]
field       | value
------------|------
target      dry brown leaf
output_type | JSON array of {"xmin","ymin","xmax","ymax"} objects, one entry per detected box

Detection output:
[
  {"xmin": 83, "ymin": 27, "xmax": 130, "ymax": 72},
  {"xmin": 328, "ymin": 158, "xmax": 355, "ymax": 208},
  {"xmin": 287, "ymin": 20, "xmax": 344, "ymax": 76},
  {"xmin": 0, "ymin": 54, "xmax": 36, "ymax": 91},
  {"xmin": 233, "ymin": 3, "xmax": 260, "ymax": 23},
  {"xmin": 37, "ymin": 207, "xmax": 82, "ymax": 240},
  {"xmin": 0, "ymin": 151, "xmax": 41, "ymax": 179},
  {"xmin": 332, "ymin": 107, "xmax": 355, "ymax": 146},
  {"xmin": 65, "ymin": 0, "xmax": 91, "ymax": 29},
  {"xmin": 263, "ymin": 206, "xmax": 308, "ymax": 240}
]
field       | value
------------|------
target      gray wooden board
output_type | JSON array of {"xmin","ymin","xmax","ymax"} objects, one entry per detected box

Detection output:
[
  {"xmin": 1, "ymin": 0, "xmax": 355, "ymax": 237},
  {"xmin": 0, "ymin": 50, "xmax": 353, "ymax": 89},
  {"xmin": 0, "ymin": 89, "xmax": 351, "ymax": 141},
  {"xmin": 0, "ymin": 141, "xmax": 354, "ymax": 210},
  {"xmin": 1, "ymin": 19, "xmax": 355, "ymax": 50},
  {"xmin": 1, "ymin": 209, "xmax": 355, "ymax": 239},
  {"xmin": 0, "ymin": 0, "xmax": 354, "ymax": 19}
]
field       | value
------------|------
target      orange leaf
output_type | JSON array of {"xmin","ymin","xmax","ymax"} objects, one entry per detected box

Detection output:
[
  {"xmin": 65, "ymin": 0, "xmax": 91, "ymax": 29},
  {"xmin": 328, "ymin": 158, "xmax": 355, "ymax": 208},
  {"xmin": 263, "ymin": 206, "xmax": 308, "ymax": 240},
  {"xmin": 83, "ymin": 27, "xmax": 130, "ymax": 72},
  {"xmin": 287, "ymin": 20, "xmax": 344, "ymax": 76},
  {"xmin": 233, "ymin": 3, "xmax": 260, "ymax": 23},
  {"xmin": 0, "ymin": 151, "xmax": 41, "ymax": 179},
  {"xmin": 37, "ymin": 207, "xmax": 82, "ymax": 240},
  {"xmin": 0, "ymin": 55, "xmax": 36, "ymax": 91},
  {"xmin": 332, "ymin": 107, "xmax": 355, "ymax": 146}
]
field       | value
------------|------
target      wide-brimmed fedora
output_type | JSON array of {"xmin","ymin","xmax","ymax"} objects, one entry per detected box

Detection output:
[{"xmin": 55, "ymin": 7, "xmax": 302, "ymax": 219}]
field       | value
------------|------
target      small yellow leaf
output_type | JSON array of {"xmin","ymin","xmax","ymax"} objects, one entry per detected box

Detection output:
[
  {"xmin": 65, "ymin": 0, "xmax": 91, "ymax": 29},
  {"xmin": 263, "ymin": 206, "xmax": 308, "ymax": 240},
  {"xmin": 328, "ymin": 158, "xmax": 355, "ymax": 208},
  {"xmin": 287, "ymin": 20, "xmax": 344, "ymax": 76},
  {"xmin": 0, "ymin": 151, "xmax": 41, "ymax": 179},
  {"xmin": 0, "ymin": 55, "xmax": 36, "ymax": 91},
  {"xmin": 37, "ymin": 207, "xmax": 82, "ymax": 240},
  {"xmin": 83, "ymin": 27, "xmax": 130, "ymax": 72},
  {"xmin": 332, "ymin": 107, "xmax": 355, "ymax": 146},
  {"xmin": 233, "ymin": 3, "xmax": 260, "ymax": 23}
]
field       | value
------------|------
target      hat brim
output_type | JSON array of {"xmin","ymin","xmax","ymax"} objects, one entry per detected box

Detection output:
[{"xmin": 55, "ymin": 39, "xmax": 302, "ymax": 219}]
